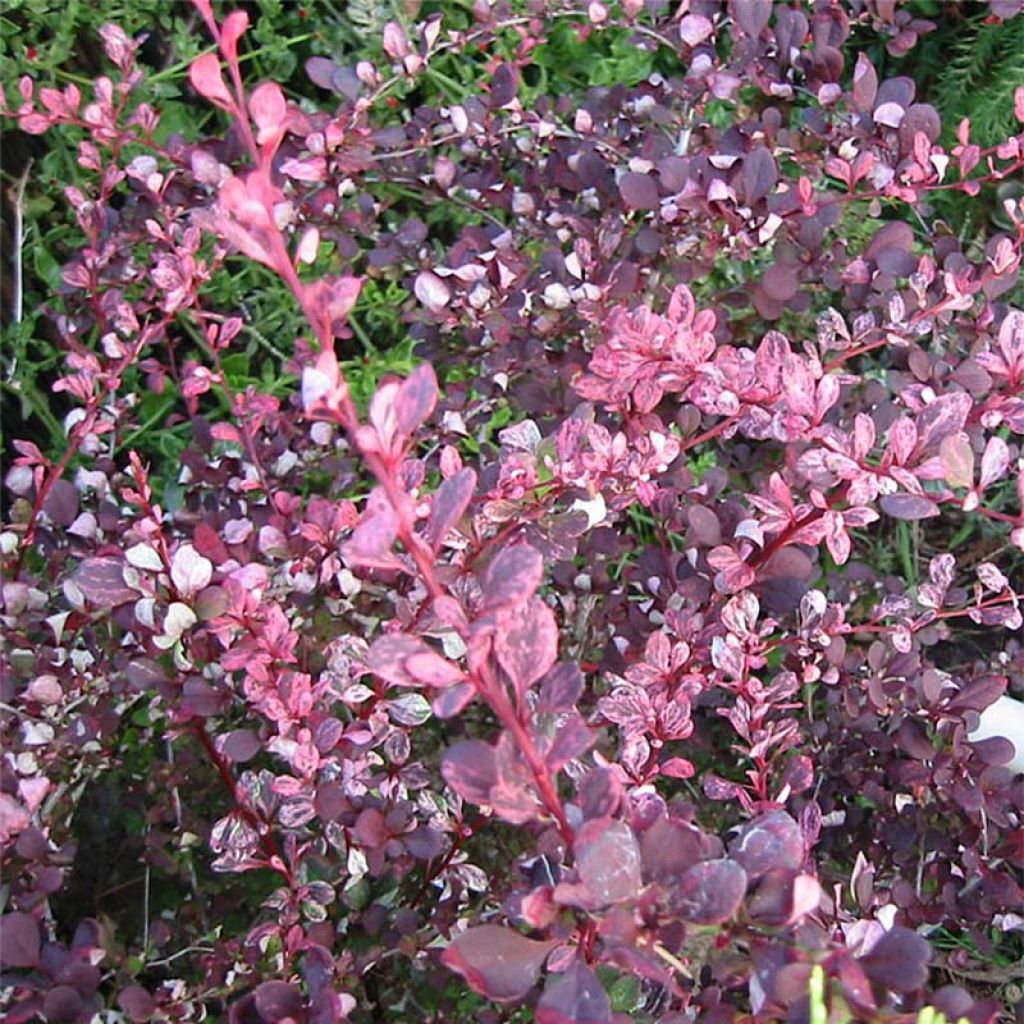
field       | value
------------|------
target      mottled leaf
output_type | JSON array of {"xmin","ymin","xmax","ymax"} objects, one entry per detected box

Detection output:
[
  {"xmin": 575, "ymin": 819, "xmax": 642, "ymax": 905},
  {"xmin": 671, "ymin": 858, "xmax": 748, "ymax": 924},
  {"xmin": 483, "ymin": 544, "xmax": 543, "ymax": 608},
  {"xmin": 729, "ymin": 811, "xmax": 804, "ymax": 880},
  {"xmin": 442, "ymin": 926, "xmax": 554, "ymax": 1003},
  {"xmin": 494, "ymin": 597, "xmax": 558, "ymax": 696},
  {"xmin": 940, "ymin": 433, "xmax": 974, "ymax": 488},
  {"xmin": 74, "ymin": 557, "xmax": 138, "ymax": 608}
]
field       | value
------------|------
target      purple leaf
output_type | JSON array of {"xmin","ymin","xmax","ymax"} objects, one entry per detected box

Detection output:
[
  {"xmin": 117, "ymin": 986, "xmax": 155, "ymax": 1023},
  {"xmin": 441, "ymin": 740, "xmax": 497, "ymax": 804},
  {"xmin": 490, "ymin": 63, "xmax": 519, "ymax": 107},
  {"xmin": 43, "ymin": 478, "xmax": 78, "ymax": 527},
  {"xmin": 432, "ymin": 680, "xmax": 476, "ymax": 718},
  {"xmin": 852, "ymin": 52, "xmax": 878, "ymax": 111},
  {"xmin": 254, "ymin": 980, "xmax": 304, "ymax": 1021},
  {"xmin": 747, "ymin": 867, "xmax": 818, "ymax": 927},
  {"xmin": 494, "ymin": 597, "xmax": 558, "ymax": 696},
  {"xmin": 483, "ymin": 544, "xmax": 543, "ymax": 608},
  {"xmin": 426, "ymin": 468, "xmax": 477, "ymax": 551},
  {"xmin": 731, "ymin": 0, "xmax": 771, "ymax": 37},
  {"xmin": 442, "ymin": 925, "xmax": 555, "ymax": 1003},
  {"xmin": 858, "ymin": 927, "xmax": 931, "ymax": 993},
  {"xmin": 671, "ymin": 858, "xmax": 748, "ymax": 924},
  {"xmin": 74, "ymin": 557, "xmax": 138, "ymax": 608},
  {"xmin": 396, "ymin": 363, "xmax": 438, "ymax": 436},
  {"xmin": 879, "ymin": 493, "xmax": 940, "ymax": 520},
  {"xmin": 544, "ymin": 711, "xmax": 596, "ymax": 774},
  {"xmin": 220, "ymin": 729, "xmax": 261, "ymax": 764},
  {"xmin": 947, "ymin": 674, "xmax": 1006, "ymax": 713},
  {"xmin": 619, "ymin": 172, "xmax": 660, "ymax": 211},
  {"xmin": 865, "ymin": 221, "xmax": 914, "ymax": 262},
  {"xmin": 0, "ymin": 911, "xmax": 41, "ymax": 968},
  {"xmin": 536, "ymin": 962, "xmax": 612, "ymax": 1024},
  {"xmin": 538, "ymin": 663, "xmax": 585, "ymax": 712},
  {"xmin": 44, "ymin": 986, "xmax": 83, "ymax": 1021},
  {"xmin": 762, "ymin": 262, "xmax": 799, "ymax": 301},
  {"xmin": 897, "ymin": 104, "xmax": 941, "ymax": 154},
  {"xmin": 578, "ymin": 767, "xmax": 624, "ymax": 821},
  {"xmin": 575, "ymin": 819, "xmax": 642, "ymax": 905},
  {"xmin": 742, "ymin": 149, "xmax": 777, "ymax": 204},
  {"xmin": 126, "ymin": 657, "xmax": 170, "ymax": 693},
  {"xmin": 641, "ymin": 818, "xmax": 721, "ymax": 882},
  {"xmin": 728, "ymin": 811, "xmax": 804, "ymax": 880}
]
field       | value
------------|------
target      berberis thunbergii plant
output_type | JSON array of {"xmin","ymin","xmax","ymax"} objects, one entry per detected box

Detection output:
[{"xmin": 2, "ymin": 1, "xmax": 1023, "ymax": 1022}]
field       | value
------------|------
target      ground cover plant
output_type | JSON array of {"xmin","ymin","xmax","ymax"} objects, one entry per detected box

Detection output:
[{"xmin": 2, "ymin": 1, "xmax": 1024, "ymax": 1021}]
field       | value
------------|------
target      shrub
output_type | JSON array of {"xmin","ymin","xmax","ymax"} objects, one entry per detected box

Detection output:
[{"xmin": 2, "ymin": 2, "xmax": 1023, "ymax": 1022}]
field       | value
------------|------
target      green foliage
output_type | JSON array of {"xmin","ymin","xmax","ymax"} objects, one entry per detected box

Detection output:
[{"xmin": 934, "ymin": 13, "xmax": 1024, "ymax": 148}]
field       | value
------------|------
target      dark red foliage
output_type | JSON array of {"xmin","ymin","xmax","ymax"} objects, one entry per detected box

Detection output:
[{"xmin": 2, "ymin": 2, "xmax": 1023, "ymax": 1022}]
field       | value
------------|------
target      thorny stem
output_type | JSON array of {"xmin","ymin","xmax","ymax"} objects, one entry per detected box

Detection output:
[
  {"xmin": 192, "ymin": 719, "xmax": 290, "ymax": 882},
  {"xmin": 17, "ymin": 314, "xmax": 175, "ymax": 563},
  {"xmin": 479, "ymin": 662, "xmax": 575, "ymax": 844}
]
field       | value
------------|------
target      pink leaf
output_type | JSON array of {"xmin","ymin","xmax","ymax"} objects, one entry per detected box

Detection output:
[
  {"xmin": 382, "ymin": 21, "xmax": 410, "ymax": 59},
  {"xmin": 442, "ymin": 926, "xmax": 554, "ymax": 1003},
  {"xmin": 679, "ymin": 14, "xmax": 714, "ymax": 47},
  {"xmin": 189, "ymin": 53, "xmax": 234, "ymax": 110},
  {"xmin": 219, "ymin": 10, "xmax": 250, "ymax": 63},
  {"xmin": 823, "ymin": 511, "xmax": 852, "ymax": 565},
  {"xmin": 304, "ymin": 274, "xmax": 363, "ymax": 339},
  {"xmin": 366, "ymin": 634, "xmax": 463, "ymax": 689},
  {"xmin": 249, "ymin": 82, "xmax": 287, "ymax": 147},
  {"xmin": 414, "ymin": 270, "xmax": 451, "ymax": 311}
]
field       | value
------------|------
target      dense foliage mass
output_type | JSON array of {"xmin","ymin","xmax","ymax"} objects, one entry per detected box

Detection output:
[{"xmin": 2, "ymin": 1, "xmax": 1023, "ymax": 1022}]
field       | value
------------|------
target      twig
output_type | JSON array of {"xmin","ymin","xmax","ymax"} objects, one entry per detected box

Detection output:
[{"xmin": 11, "ymin": 159, "xmax": 32, "ymax": 326}]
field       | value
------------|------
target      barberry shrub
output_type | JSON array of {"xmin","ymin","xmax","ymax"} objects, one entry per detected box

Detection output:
[{"xmin": 2, "ymin": 2, "xmax": 1024, "ymax": 1022}]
